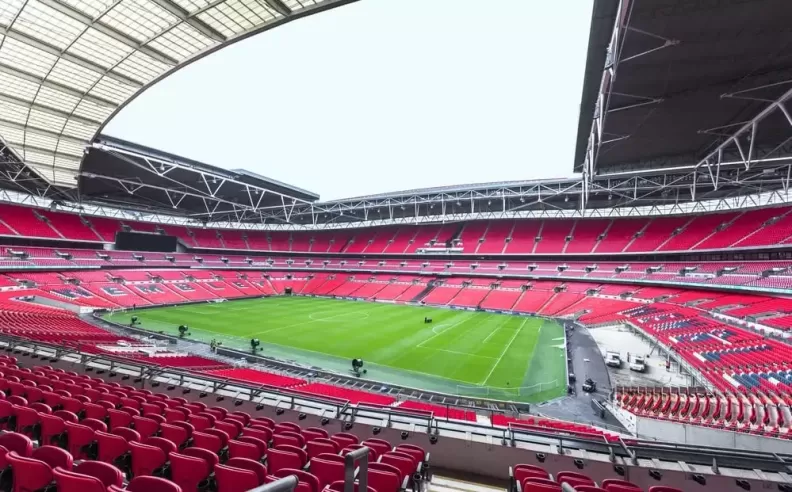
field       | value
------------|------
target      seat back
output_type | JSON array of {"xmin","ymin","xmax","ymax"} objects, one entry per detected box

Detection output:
[
  {"xmin": 182, "ymin": 447, "xmax": 219, "ymax": 470},
  {"xmin": 395, "ymin": 444, "xmax": 425, "ymax": 462},
  {"xmin": 601, "ymin": 480, "xmax": 643, "ymax": 492},
  {"xmin": 52, "ymin": 467, "xmax": 106, "ymax": 492},
  {"xmin": 64, "ymin": 422, "xmax": 95, "ymax": 459},
  {"xmin": 266, "ymin": 448, "xmax": 303, "ymax": 474},
  {"xmin": 215, "ymin": 420, "xmax": 241, "ymax": 439},
  {"xmin": 273, "ymin": 422, "xmax": 301, "ymax": 434},
  {"xmin": 169, "ymin": 452, "xmax": 212, "ymax": 492},
  {"xmin": 647, "ymin": 488, "xmax": 684, "ymax": 492},
  {"xmin": 160, "ymin": 424, "xmax": 189, "ymax": 448},
  {"xmin": 522, "ymin": 478, "xmax": 562, "ymax": 492},
  {"xmin": 367, "ymin": 468, "xmax": 401, "ymax": 492},
  {"xmin": 96, "ymin": 431, "xmax": 129, "ymax": 464},
  {"xmin": 81, "ymin": 418, "xmax": 108, "ymax": 433},
  {"xmin": 225, "ymin": 457, "xmax": 267, "ymax": 483},
  {"xmin": 73, "ymin": 460, "xmax": 124, "ymax": 487},
  {"xmin": 113, "ymin": 427, "xmax": 141, "ymax": 443},
  {"xmin": 31, "ymin": 445, "xmax": 72, "ymax": 470},
  {"xmin": 302, "ymin": 427, "xmax": 328, "ymax": 442},
  {"xmin": 514, "ymin": 464, "xmax": 550, "ymax": 482},
  {"xmin": 132, "ymin": 416, "xmax": 160, "ymax": 439},
  {"xmin": 273, "ymin": 432, "xmax": 303, "ymax": 448},
  {"xmin": 0, "ymin": 432, "xmax": 32, "ymax": 457},
  {"xmin": 329, "ymin": 433, "xmax": 358, "ymax": 448},
  {"xmin": 126, "ymin": 475, "xmax": 182, "ymax": 492},
  {"xmin": 214, "ymin": 463, "xmax": 260, "ymax": 492},
  {"xmin": 244, "ymin": 427, "xmax": 272, "ymax": 443},
  {"xmin": 228, "ymin": 440, "xmax": 262, "ymax": 461},
  {"xmin": 129, "ymin": 441, "xmax": 167, "ymax": 477},
  {"xmin": 6, "ymin": 452, "xmax": 53, "ymax": 492},
  {"xmin": 192, "ymin": 431, "xmax": 223, "ymax": 453},
  {"xmin": 144, "ymin": 437, "xmax": 177, "ymax": 457},
  {"xmin": 309, "ymin": 457, "xmax": 345, "ymax": 489},
  {"xmin": 273, "ymin": 468, "xmax": 321, "ymax": 492},
  {"xmin": 556, "ymin": 471, "xmax": 595, "ymax": 488},
  {"xmin": 380, "ymin": 453, "xmax": 414, "ymax": 478},
  {"xmin": 361, "ymin": 439, "xmax": 392, "ymax": 458},
  {"xmin": 237, "ymin": 436, "xmax": 267, "ymax": 456},
  {"xmin": 307, "ymin": 439, "xmax": 338, "ymax": 460}
]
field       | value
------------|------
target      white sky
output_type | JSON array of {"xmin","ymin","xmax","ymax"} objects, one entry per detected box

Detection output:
[{"xmin": 104, "ymin": 0, "xmax": 593, "ymax": 201}]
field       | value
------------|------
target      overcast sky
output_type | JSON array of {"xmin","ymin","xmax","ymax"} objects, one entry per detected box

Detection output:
[{"xmin": 104, "ymin": 0, "xmax": 593, "ymax": 201}]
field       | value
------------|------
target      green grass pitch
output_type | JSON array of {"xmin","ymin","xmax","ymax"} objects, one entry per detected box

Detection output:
[{"xmin": 109, "ymin": 296, "xmax": 567, "ymax": 402}]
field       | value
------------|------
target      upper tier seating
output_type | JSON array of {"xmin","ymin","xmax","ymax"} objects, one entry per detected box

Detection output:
[{"xmin": 1, "ymin": 203, "xmax": 791, "ymax": 254}]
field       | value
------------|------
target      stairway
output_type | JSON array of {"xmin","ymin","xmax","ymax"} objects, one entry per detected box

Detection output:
[{"xmin": 411, "ymin": 282, "xmax": 437, "ymax": 303}]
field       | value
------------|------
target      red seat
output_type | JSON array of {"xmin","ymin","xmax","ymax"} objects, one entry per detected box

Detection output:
[
  {"xmin": 575, "ymin": 487, "xmax": 607, "ymax": 492},
  {"xmin": 6, "ymin": 452, "xmax": 55, "ymax": 492},
  {"xmin": 556, "ymin": 471, "xmax": 595, "ymax": 489},
  {"xmin": 226, "ymin": 457, "xmax": 267, "ymax": 483},
  {"xmin": 601, "ymin": 479, "xmax": 643, "ymax": 492},
  {"xmin": 380, "ymin": 453, "xmax": 415, "ymax": 479},
  {"xmin": 145, "ymin": 437, "xmax": 177, "ymax": 457},
  {"xmin": 250, "ymin": 417, "xmax": 274, "ymax": 429},
  {"xmin": 192, "ymin": 431, "xmax": 223, "ymax": 453},
  {"xmin": 309, "ymin": 457, "xmax": 345, "ymax": 489},
  {"xmin": 266, "ymin": 447, "xmax": 304, "ymax": 474},
  {"xmin": 160, "ymin": 424, "xmax": 189, "ymax": 448},
  {"xmin": 96, "ymin": 431, "xmax": 130, "ymax": 465},
  {"xmin": 73, "ymin": 461, "xmax": 124, "ymax": 488},
  {"xmin": 53, "ymin": 467, "xmax": 107, "ymax": 492},
  {"xmin": 129, "ymin": 441, "xmax": 168, "ymax": 477},
  {"xmin": 64, "ymin": 422, "xmax": 95, "ymax": 459},
  {"xmin": 122, "ymin": 475, "xmax": 182, "ymax": 492},
  {"xmin": 204, "ymin": 428, "xmax": 230, "ymax": 448},
  {"xmin": 302, "ymin": 428, "xmax": 328, "ymax": 442},
  {"xmin": 108, "ymin": 409, "xmax": 133, "ymax": 430},
  {"xmin": 236, "ymin": 436, "xmax": 268, "ymax": 457},
  {"xmin": 81, "ymin": 418, "xmax": 108, "ymax": 433},
  {"xmin": 329, "ymin": 432, "xmax": 358, "ymax": 449},
  {"xmin": 216, "ymin": 420, "xmax": 242, "ymax": 439},
  {"xmin": 170, "ymin": 452, "xmax": 213, "ymax": 492},
  {"xmin": 32, "ymin": 446, "xmax": 72, "ymax": 470},
  {"xmin": 648, "ymin": 488, "xmax": 683, "ymax": 492},
  {"xmin": 325, "ymin": 480, "xmax": 377, "ymax": 492},
  {"xmin": 306, "ymin": 438, "xmax": 339, "ymax": 460},
  {"xmin": 182, "ymin": 447, "xmax": 219, "ymax": 470},
  {"xmin": 243, "ymin": 427, "xmax": 272, "ymax": 443},
  {"xmin": 214, "ymin": 463, "xmax": 261, "ymax": 492},
  {"xmin": 273, "ymin": 432, "xmax": 304, "ymax": 448},
  {"xmin": 513, "ymin": 464, "xmax": 551, "ymax": 483},
  {"xmin": 39, "ymin": 413, "xmax": 66, "ymax": 447},
  {"xmin": 368, "ymin": 467, "xmax": 402, "ymax": 492},
  {"xmin": 83, "ymin": 404, "xmax": 107, "ymax": 421},
  {"xmin": 228, "ymin": 439, "xmax": 262, "ymax": 461},
  {"xmin": 0, "ymin": 433, "xmax": 32, "ymax": 458},
  {"xmin": 343, "ymin": 444, "xmax": 378, "ymax": 462},
  {"xmin": 522, "ymin": 478, "xmax": 562, "ymax": 492},
  {"xmin": 273, "ymin": 468, "xmax": 321, "ymax": 492},
  {"xmin": 394, "ymin": 444, "xmax": 425, "ymax": 464},
  {"xmin": 13, "ymin": 406, "xmax": 40, "ymax": 437},
  {"xmin": 362, "ymin": 439, "xmax": 392, "ymax": 458},
  {"xmin": 132, "ymin": 416, "xmax": 160, "ymax": 439},
  {"xmin": 113, "ymin": 427, "xmax": 141, "ymax": 443},
  {"xmin": 188, "ymin": 415, "xmax": 212, "ymax": 432}
]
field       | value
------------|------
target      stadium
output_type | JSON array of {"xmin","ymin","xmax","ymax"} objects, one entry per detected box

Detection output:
[{"xmin": 0, "ymin": 1, "xmax": 790, "ymax": 492}]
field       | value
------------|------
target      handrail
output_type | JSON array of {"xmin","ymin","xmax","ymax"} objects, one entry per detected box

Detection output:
[
  {"xmin": 247, "ymin": 475, "xmax": 298, "ymax": 492},
  {"xmin": 344, "ymin": 446, "xmax": 370, "ymax": 492}
]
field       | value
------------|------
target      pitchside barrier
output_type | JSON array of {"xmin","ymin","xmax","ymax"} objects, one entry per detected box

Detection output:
[{"xmin": 456, "ymin": 379, "xmax": 560, "ymax": 399}]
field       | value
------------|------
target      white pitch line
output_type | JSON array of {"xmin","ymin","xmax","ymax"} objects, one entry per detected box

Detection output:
[
  {"xmin": 429, "ymin": 348, "xmax": 498, "ymax": 359},
  {"xmin": 416, "ymin": 315, "xmax": 474, "ymax": 348},
  {"xmin": 483, "ymin": 327, "xmax": 501, "ymax": 343},
  {"xmin": 480, "ymin": 317, "xmax": 527, "ymax": 385}
]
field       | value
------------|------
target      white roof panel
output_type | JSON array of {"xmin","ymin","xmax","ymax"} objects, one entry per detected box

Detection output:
[{"xmin": 0, "ymin": 0, "xmax": 355, "ymax": 187}]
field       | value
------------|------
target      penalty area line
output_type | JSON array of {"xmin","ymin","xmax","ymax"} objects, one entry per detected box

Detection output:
[{"xmin": 480, "ymin": 317, "xmax": 527, "ymax": 386}]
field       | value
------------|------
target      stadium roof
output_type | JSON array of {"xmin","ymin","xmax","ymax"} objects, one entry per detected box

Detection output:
[
  {"xmin": 576, "ymin": 0, "xmax": 792, "ymax": 176},
  {"xmin": 0, "ymin": 0, "xmax": 357, "ymax": 187}
]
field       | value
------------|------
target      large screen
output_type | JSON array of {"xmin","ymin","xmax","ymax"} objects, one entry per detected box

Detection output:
[{"xmin": 115, "ymin": 231, "xmax": 178, "ymax": 252}]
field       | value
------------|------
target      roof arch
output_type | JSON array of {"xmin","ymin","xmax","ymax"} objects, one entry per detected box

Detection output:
[{"xmin": 0, "ymin": 0, "xmax": 358, "ymax": 187}]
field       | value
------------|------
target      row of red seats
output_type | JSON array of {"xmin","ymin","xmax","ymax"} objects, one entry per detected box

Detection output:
[{"xmin": 510, "ymin": 463, "xmax": 681, "ymax": 492}]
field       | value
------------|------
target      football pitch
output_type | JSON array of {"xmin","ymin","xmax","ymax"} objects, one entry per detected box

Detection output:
[{"xmin": 108, "ymin": 297, "xmax": 567, "ymax": 402}]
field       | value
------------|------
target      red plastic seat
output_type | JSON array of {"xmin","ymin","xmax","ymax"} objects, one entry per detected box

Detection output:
[
  {"xmin": 601, "ymin": 479, "xmax": 643, "ymax": 492},
  {"xmin": 380, "ymin": 453, "xmax": 416, "ymax": 479},
  {"xmin": 309, "ymin": 457, "xmax": 345, "ymax": 489},
  {"xmin": 160, "ymin": 424, "xmax": 189, "ymax": 448},
  {"xmin": 226, "ymin": 457, "xmax": 267, "ymax": 483},
  {"xmin": 53, "ymin": 410, "xmax": 78, "ymax": 423},
  {"xmin": 556, "ymin": 471, "xmax": 595, "ymax": 489},
  {"xmin": 236, "ymin": 436, "xmax": 268, "ymax": 457},
  {"xmin": 522, "ymin": 478, "xmax": 562, "ymax": 492},
  {"xmin": 228, "ymin": 439, "xmax": 262, "ymax": 461},
  {"xmin": 192, "ymin": 431, "xmax": 223, "ymax": 453},
  {"xmin": 53, "ymin": 467, "xmax": 107, "ymax": 492},
  {"xmin": 325, "ymin": 480, "xmax": 376, "ymax": 492},
  {"xmin": 96, "ymin": 431, "xmax": 130, "ymax": 465},
  {"xmin": 274, "ymin": 422, "xmax": 301, "ymax": 434},
  {"xmin": 250, "ymin": 417, "xmax": 274, "ymax": 429},
  {"xmin": 83, "ymin": 403, "xmax": 107, "ymax": 421},
  {"xmin": 145, "ymin": 436, "xmax": 177, "ymax": 457},
  {"xmin": 575, "ymin": 487, "xmax": 607, "ymax": 492},
  {"xmin": 182, "ymin": 447, "xmax": 219, "ymax": 470},
  {"xmin": 266, "ymin": 447, "xmax": 303, "ymax": 474},
  {"xmin": 343, "ymin": 444, "xmax": 378, "ymax": 462},
  {"xmin": 73, "ymin": 461, "xmax": 124, "ymax": 488},
  {"xmin": 7, "ymin": 452, "xmax": 55, "ymax": 492},
  {"xmin": 368, "ymin": 467, "xmax": 402, "ymax": 492},
  {"xmin": 513, "ymin": 464, "xmax": 551, "ymax": 483},
  {"xmin": 362, "ymin": 439, "xmax": 392, "ymax": 458},
  {"xmin": 0, "ymin": 432, "xmax": 32, "ymax": 458},
  {"xmin": 133, "ymin": 416, "xmax": 160, "ymax": 439},
  {"xmin": 302, "ymin": 428, "xmax": 328, "ymax": 442},
  {"xmin": 273, "ymin": 468, "xmax": 321, "ymax": 492},
  {"xmin": 81, "ymin": 418, "xmax": 108, "ymax": 433},
  {"xmin": 108, "ymin": 409, "xmax": 133, "ymax": 430},
  {"xmin": 39, "ymin": 413, "xmax": 66, "ymax": 446},
  {"xmin": 306, "ymin": 438, "xmax": 339, "ymax": 460},
  {"xmin": 124, "ymin": 475, "xmax": 182, "ymax": 492},
  {"xmin": 170, "ymin": 452, "xmax": 213, "ymax": 492},
  {"xmin": 32, "ymin": 446, "xmax": 72, "ymax": 470},
  {"xmin": 64, "ymin": 422, "xmax": 95, "ymax": 459},
  {"xmin": 243, "ymin": 427, "xmax": 272, "ymax": 443},
  {"xmin": 214, "ymin": 463, "xmax": 261, "ymax": 492},
  {"xmin": 228, "ymin": 412, "xmax": 250, "ymax": 426},
  {"xmin": 113, "ymin": 427, "xmax": 141, "ymax": 443},
  {"xmin": 11, "ymin": 406, "xmax": 39, "ymax": 437},
  {"xmin": 648, "ymin": 488, "xmax": 683, "ymax": 492},
  {"xmin": 129, "ymin": 441, "xmax": 168, "ymax": 477},
  {"xmin": 216, "ymin": 420, "xmax": 241, "ymax": 439},
  {"xmin": 188, "ymin": 415, "xmax": 212, "ymax": 432},
  {"xmin": 329, "ymin": 432, "xmax": 358, "ymax": 449},
  {"xmin": 273, "ymin": 431, "xmax": 304, "ymax": 448}
]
